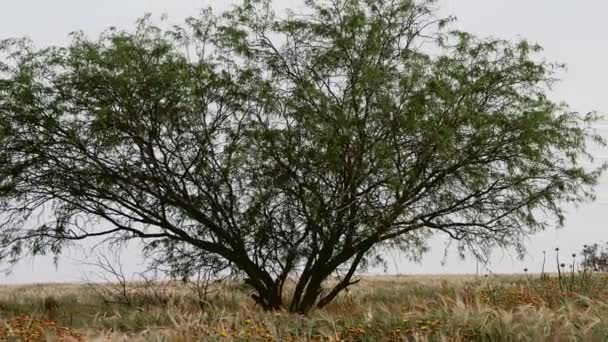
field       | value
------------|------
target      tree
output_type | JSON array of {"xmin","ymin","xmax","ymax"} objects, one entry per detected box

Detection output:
[
  {"xmin": 0, "ymin": 0, "xmax": 604, "ymax": 314},
  {"xmin": 581, "ymin": 243, "xmax": 608, "ymax": 272}
]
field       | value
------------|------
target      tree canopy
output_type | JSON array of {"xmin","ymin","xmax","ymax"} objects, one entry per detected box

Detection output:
[{"xmin": 0, "ymin": 0, "xmax": 604, "ymax": 313}]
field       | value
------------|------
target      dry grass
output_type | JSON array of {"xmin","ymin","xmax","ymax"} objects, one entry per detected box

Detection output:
[{"xmin": 0, "ymin": 273, "xmax": 607, "ymax": 341}]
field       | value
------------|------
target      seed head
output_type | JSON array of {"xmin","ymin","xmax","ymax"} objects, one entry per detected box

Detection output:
[
  {"xmin": 560, "ymin": 263, "xmax": 565, "ymax": 268},
  {"xmin": 555, "ymin": 247, "xmax": 560, "ymax": 251},
  {"xmin": 523, "ymin": 268, "xmax": 528, "ymax": 272}
]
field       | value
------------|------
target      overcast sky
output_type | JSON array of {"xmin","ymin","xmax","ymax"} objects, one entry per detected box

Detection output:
[{"xmin": 1, "ymin": 0, "xmax": 607, "ymax": 283}]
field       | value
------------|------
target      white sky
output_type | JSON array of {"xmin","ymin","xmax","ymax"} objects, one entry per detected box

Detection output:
[{"xmin": 1, "ymin": 0, "xmax": 608, "ymax": 283}]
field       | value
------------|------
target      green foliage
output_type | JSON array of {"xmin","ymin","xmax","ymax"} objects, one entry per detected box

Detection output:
[{"xmin": 0, "ymin": 0, "xmax": 604, "ymax": 313}]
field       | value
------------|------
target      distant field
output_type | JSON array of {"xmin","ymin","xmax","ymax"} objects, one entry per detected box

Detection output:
[{"xmin": 0, "ymin": 272, "xmax": 607, "ymax": 341}]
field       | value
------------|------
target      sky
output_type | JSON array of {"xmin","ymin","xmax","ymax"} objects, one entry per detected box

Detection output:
[{"xmin": 1, "ymin": 0, "xmax": 607, "ymax": 283}]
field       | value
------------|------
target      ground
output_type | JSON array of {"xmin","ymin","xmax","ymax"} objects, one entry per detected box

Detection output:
[{"xmin": 0, "ymin": 272, "xmax": 607, "ymax": 341}]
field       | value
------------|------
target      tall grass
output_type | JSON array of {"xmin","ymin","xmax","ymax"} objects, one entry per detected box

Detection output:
[{"xmin": 0, "ymin": 266, "xmax": 607, "ymax": 341}]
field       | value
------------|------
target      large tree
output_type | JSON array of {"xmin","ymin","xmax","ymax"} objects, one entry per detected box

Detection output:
[{"xmin": 0, "ymin": 0, "xmax": 604, "ymax": 313}]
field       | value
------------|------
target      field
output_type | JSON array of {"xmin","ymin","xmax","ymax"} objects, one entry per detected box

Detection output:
[{"xmin": 0, "ymin": 272, "xmax": 607, "ymax": 341}]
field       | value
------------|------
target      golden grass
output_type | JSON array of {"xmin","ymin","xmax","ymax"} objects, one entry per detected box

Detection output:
[{"xmin": 0, "ymin": 273, "xmax": 607, "ymax": 341}]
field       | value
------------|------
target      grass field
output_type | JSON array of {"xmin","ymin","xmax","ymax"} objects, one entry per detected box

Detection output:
[{"xmin": 0, "ymin": 272, "xmax": 607, "ymax": 341}]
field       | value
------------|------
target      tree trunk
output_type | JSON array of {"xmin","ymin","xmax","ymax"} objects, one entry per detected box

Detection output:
[
  {"xmin": 289, "ymin": 261, "xmax": 315, "ymax": 312},
  {"xmin": 291, "ymin": 270, "xmax": 328, "ymax": 314},
  {"xmin": 250, "ymin": 284, "xmax": 284, "ymax": 311},
  {"xmin": 289, "ymin": 248, "xmax": 369, "ymax": 314},
  {"xmin": 317, "ymin": 250, "xmax": 365, "ymax": 309}
]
